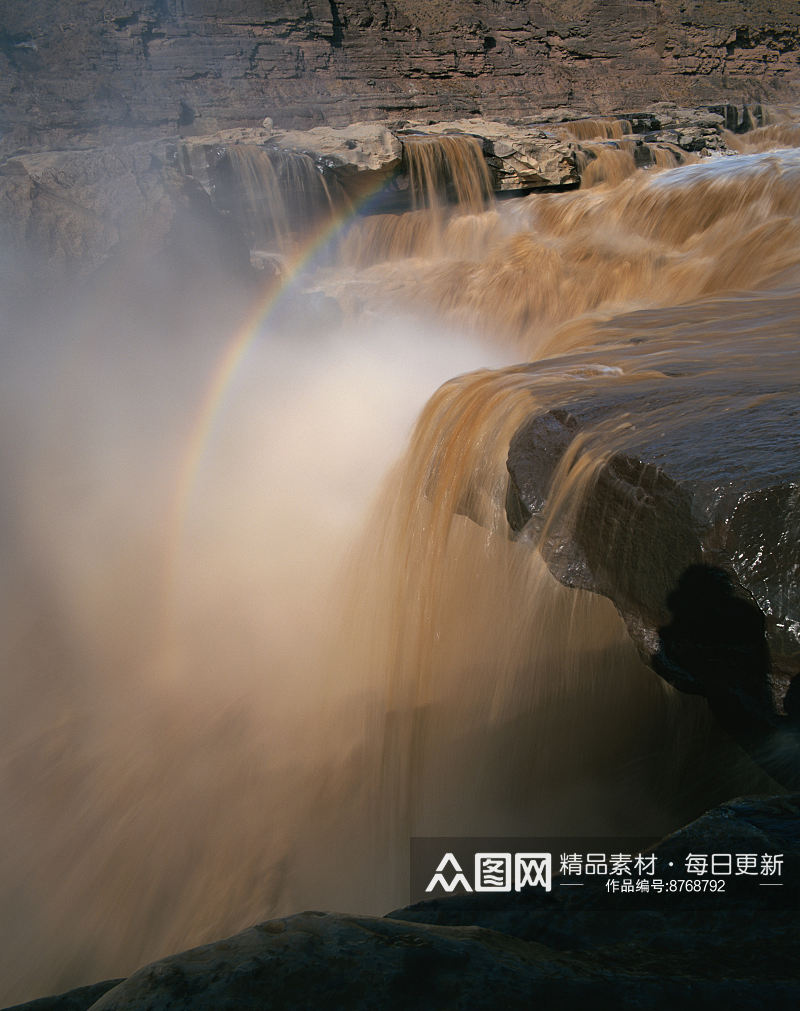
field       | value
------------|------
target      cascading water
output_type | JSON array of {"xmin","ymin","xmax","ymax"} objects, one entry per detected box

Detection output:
[
  {"xmin": 1, "ymin": 121, "xmax": 798, "ymax": 1003},
  {"xmin": 402, "ymin": 133, "xmax": 493, "ymax": 212},
  {"xmin": 337, "ymin": 133, "xmax": 493, "ymax": 265},
  {"xmin": 213, "ymin": 144, "xmax": 338, "ymax": 254},
  {"xmin": 557, "ymin": 117, "xmax": 632, "ymax": 141}
]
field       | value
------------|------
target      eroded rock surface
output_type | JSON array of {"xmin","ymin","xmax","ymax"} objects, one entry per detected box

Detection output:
[
  {"xmin": 2, "ymin": 2, "xmax": 799, "ymax": 152},
  {"xmin": 0, "ymin": 104, "xmax": 763, "ymax": 290},
  {"xmin": 505, "ymin": 286, "xmax": 800, "ymax": 784},
  {"xmin": 0, "ymin": 141, "xmax": 254, "ymax": 295}
]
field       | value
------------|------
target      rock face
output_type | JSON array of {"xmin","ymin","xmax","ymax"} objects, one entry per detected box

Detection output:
[
  {"xmin": 7, "ymin": 794, "xmax": 799, "ymax": 1009},
  {"xmin": 505, "ymin": 290, "xmax": 800, "ymax": 786},
  {"xmin": 1, "ymin": 2, "xmax": 799, "ymax": 152},
  {"xmin": 0, "ymin": 141, "xmax": 255, "ymax": 298},
  {"xmin": 419, "ymin": 118, "xmax": 578, "ymax": 189}
]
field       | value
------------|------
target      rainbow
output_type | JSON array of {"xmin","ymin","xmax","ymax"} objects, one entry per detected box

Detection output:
[{"xmin": 159, "ymin": 171, "xmax": 397, "ymax": 658}]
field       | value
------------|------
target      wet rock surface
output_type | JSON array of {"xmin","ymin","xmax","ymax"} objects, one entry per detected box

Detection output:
[
  {"xmin": 6, "ymin": 794, "xmax": 798, "ymax": 1010},
  {"xmin": 3, "ymin": 981, "xmax": 123, "ymax": 1011},
  {"xmin": 505, "ymin": 288, "xmax": 800, "ymax": 784}
]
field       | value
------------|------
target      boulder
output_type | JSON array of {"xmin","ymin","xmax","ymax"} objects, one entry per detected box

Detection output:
[{"xmin": 505, "ymin": 295, "xmax": 800, "ymax": 785}]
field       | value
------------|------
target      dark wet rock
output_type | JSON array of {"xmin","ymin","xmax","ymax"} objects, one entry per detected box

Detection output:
[
  {"xmin": 505, "ymin": 297, "xmax": 800, "ymax": 785},
  {"xmin": 2, "ymin": 981, "xmax": 123, "ymax": 1011},
  {"xmin": 8, "ymin": 795, "xmax": 799, "ymax": 1010},
  {"xmin": 395, "ymin": 793, "xmax": 800, "ymax": 931},
  {"xmin": 390, "ymin": 793, "xmax": 800, "ymax": 1005}
]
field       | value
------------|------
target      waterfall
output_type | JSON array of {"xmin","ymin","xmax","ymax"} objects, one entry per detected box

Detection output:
[
  {"xmin": 401, "ymin": 133, "xmax": 493, "ymax": 212},
  {"xmin": 1, "ymin": 118, "xmax": 799, "ymax": 1003},
  {"xmin": 219, "ymin": 145, "xmax": 337, "ymax": 253},
  {"xmin": 336, "ymin": 133, "xmax": 493, "ymax": 266}
]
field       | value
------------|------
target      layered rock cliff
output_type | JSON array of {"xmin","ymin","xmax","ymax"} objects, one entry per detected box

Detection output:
[{"xmin": 2, "ymin": 1, "xmax": 799, "ymax": 152}]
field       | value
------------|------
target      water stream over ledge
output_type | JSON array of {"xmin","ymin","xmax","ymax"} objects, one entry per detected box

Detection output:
[{"xmin": 1, "ymin": 120, "xmax": 799, "ymax": 1003}]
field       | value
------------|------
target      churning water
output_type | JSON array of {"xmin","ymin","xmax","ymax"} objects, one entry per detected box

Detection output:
[{"xmin": 1, "ymin": 118, "xmax": 798, "ymax": 1002}]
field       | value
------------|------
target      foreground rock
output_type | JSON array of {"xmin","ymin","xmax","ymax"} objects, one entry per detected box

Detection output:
[
  {"xmin": 505, "ymin": 286, "xmax": 800, "ymax": 786},
  {"xmin": 7, "ymin": 794, "xmax": 798, "ymax": 1010}
]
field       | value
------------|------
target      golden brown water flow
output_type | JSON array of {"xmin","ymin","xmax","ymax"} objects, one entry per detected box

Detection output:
[
  {"xmin": 332, "ymin": 144, "xmax": 800, "ymax": 356},
  {"xmin": 338, "ymin": 134, "xmax": 492, "ymax": 265},
  {"xmin": 2, "ymin": 129, "xmax": 799, "ymax": 1004},
  {"xmin": 325, "ymin": 142, "xmax": 800, "ymax": 873},
  {"xmin": 558, "ymin": 117, "xmax": 631, "ymax": 141},
  {"xmin": 224, "ymin": 145, "xmax": 335, "ymax": 251},
  {"xmin": 403, "ymin": 133, "xmax": 493, "ymax": 213}
]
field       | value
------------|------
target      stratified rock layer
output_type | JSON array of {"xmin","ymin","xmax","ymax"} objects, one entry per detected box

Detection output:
[{"xmin": 1, "ymin": 1, "xmax": 799, "ymax": 151}]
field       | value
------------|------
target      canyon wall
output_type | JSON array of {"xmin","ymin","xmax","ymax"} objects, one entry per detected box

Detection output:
[{"xmin": 2, "ymin": 1, "xmax": 799, "ymax": 151}]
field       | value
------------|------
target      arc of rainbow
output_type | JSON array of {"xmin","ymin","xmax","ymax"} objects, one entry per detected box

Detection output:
[{"xmin": 156, "ymin": 174, "xmax": 398, "ymax": 677}]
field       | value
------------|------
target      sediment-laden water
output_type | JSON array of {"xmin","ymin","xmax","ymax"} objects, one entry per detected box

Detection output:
[{"xmin": 0, "ymin": 116, "xmax": 798, "ymax": 1003}]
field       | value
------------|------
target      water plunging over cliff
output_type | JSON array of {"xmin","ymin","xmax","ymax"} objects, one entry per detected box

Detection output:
[
  {"xmin": 218, "ymin": 144, "xmax": 338, "ymax": 252},
  {"xmin": 402, "ymin": 133, "xmax": 493, "ymax": 212},
  {"xmin": 1, "ymin": 119, "xmax": 799, "ymax": 1003}
]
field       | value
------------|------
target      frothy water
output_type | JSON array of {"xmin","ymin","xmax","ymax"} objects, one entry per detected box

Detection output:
[{"xmin": 1, "ymin": 121, "xmax": 798, "ymax": 1002}]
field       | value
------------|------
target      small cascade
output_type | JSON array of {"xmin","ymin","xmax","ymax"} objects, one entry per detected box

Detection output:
[
  {"xmin": 336, "ymin": 134, "xmax": 493, "ymax": 266},
  {"xmin": 401, "ymin": 133, "xmax": 493, "ymax": 213},
  {"xmin": 577, "ymin": 140, "xmax": 689, "ymax": 187},
  {"xmin": 216, "ymin": 145, "xmax": 337, "ymax": 254},
  {"xmin": 726, "ymin": 120, "xmax": 800, "ymax": 152},
  {"xmin": 577, "ymin": 143, "xmax": 639, "ymax": 187},
  {"xmin": 336, "ymin": 207, "xmax": 504, "ymax": 269},
  {"xmin": 650, "ymin": 144, "xmax": 684, "ymax": 170},
  {"xmin": 560, "ymin": 117, "xmax": 631, "ymax": 141}
]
